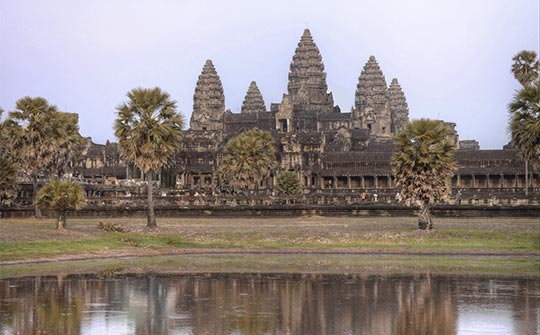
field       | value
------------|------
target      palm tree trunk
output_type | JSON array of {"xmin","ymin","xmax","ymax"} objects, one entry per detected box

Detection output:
[
  {"xmin": 418, "ymin": 201, "xmax": 433, "ymax": 230},
  {"xmin": 32, "ymin": 174, "xmax": 42, "ymax": 218},
  {"xmin": 146, "ymin": 171, "xmax": 157, "ymax": 228},
  {"xmin": 56, "ymin": 212, "xmax": 66, "ymax": 230},
  {"xmin": 525, "ymin": 160, "xmax": 529, "ymax": 196}
]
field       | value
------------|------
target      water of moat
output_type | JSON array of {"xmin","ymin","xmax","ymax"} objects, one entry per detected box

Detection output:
[{"xmin": 0, "ymin": 273, "xmax": 538, "ymax": 335}]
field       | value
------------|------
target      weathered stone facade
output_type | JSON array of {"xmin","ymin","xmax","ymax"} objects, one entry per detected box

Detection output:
[{"xmin": 73, "ymin": 29, "xmax": 538, "ymax": 201}]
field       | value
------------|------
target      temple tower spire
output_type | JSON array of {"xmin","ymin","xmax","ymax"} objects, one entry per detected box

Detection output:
[
  {"xmin": 190, "ymin": 59, "xmax": 225, "ymax": 131},
  {"xmin": 287, "ymin": 29, "xmax": 333, "ymax": 114},
  {"xmin": 354, "ymin": 55, "xmax": 390, "ymax": 137},
  {"xmin": 388, "ymin": 78, "xmax": 409, "ymax": 134},
  {"xmin": 241, "ymin": 81, "xmax": 266, "ymax": 114}
]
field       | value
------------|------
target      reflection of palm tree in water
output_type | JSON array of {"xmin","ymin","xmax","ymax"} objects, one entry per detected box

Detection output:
[{"xmin": 394, "ymin": 274, "xmax": 457, "ymax": 335}]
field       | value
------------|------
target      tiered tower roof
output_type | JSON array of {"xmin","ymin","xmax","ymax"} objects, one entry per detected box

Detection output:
[
  {"xmin": 190, "ymin": 59, "xmax": 225, "ymax": 131},
  {"xmin": 287, "ymin": 29, "xmax": 333, "ymax": 113},
  {"xmin": 241, "ymin": 81, "xmax": 266, "ymax": 114},
  {"xmin": 388, "ymin": 78, "xmax": 409, "ymax": 134},
  {"xmin": 355, "ymin": 56, "xmax": 388, "ymax": 112}
]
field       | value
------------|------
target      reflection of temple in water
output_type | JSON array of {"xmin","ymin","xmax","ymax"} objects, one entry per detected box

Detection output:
[{"xmin": 0, "ymin": 274, "xmax": 538, "ymax": 334}]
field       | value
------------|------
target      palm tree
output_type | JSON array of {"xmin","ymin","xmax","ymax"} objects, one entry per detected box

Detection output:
[
  {"xmin": 512, "ymin": 50, "xmax": 540, "ymax": 87},
  {"xmin": 0, "ymin": 108, "xmax": 18, "ymax": 205},
  {"xmin": 114, "ymin": 87, "xmax": 184, "ymax": 228},
  {"xmin": 217, "ymin": 129, "xmax": 277, "ymax": 191},
  {"xmin": 509, "ymin": 81, "xmax": 540, "ymax": 195},
  {"xmin": 47, "ymin": 112, "xmax": 85, "ymax": 177},
  {"xmin": 7, "ymin": 97, "xmax": 62, "ymax": 217},
  {"xmin": 36, "ymin": 179, "xmax": 86, "ymax": 230},
  {"xmin": 392, "ymin": 119, "xmax": 457, "ymax": 230}
]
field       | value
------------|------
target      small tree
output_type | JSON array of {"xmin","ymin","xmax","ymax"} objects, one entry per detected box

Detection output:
[
  {"xmin": 217, "ymin": 129, "xmax": 277, "ymax": 191},
  {"xmin": 392, "ymin": 119, "xmax": 457, "ymax": 230},
  {"xmin": 276, "ymin": 171, "xmax": 302, "ymax": 195},
  {"xmin": 114, "ymin": 87, "xmax": 184, "ymax": 228},
  {"xmin": 36, "ymin": 180, "xmax": 86, "ymax": 230}
]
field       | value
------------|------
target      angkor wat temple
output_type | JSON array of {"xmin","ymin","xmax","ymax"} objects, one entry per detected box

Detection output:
[{"xmin": 75, "ymin": 29, "xmax": 538, "ymax": 203}]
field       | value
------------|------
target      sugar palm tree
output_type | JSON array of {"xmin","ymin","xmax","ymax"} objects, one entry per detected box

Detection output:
[
  {"xmin": 47, "ymin": 112, "xmax": 85, "ymax": 177},
  {"xmin": 8, "ymin": 97, "xmax": 61, "ymax": 217},
  {"xmin": 509, "ymin": 81, "xmax": 540, "ymax": 195},
  {"xmin": 0, "ymin": 108, "xmax": 17, "ymax": 205},
  {"xmin": 114, "ymin": 87, "xmax": 184, "ymax": 228},
  {"xmin": 512, "ymin": 50, "xmax": 540, "ymax": 87},
  {"xmin": 36, "ymin": 179, "xmax": 86, "ymax": 230},
  {"xmin": 217, "ymin": 129, "xmax": 277, "ymax": 191},
  {"xmin": 392, "ymin": 119, "xmax": 457, "ymax": 230}
]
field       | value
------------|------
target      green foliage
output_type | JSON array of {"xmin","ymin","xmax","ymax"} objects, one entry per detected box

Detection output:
[
  {"xmin": 217, "ymin": 128, "xmax": 277, "ymax": 190},
  {"xmin": 0, "ymin": 108, "xmax": 18, "ymax": 205},
  {"xmin": 508, "ymin": 51, "xmax": 540, "ymax": 195},
  {"xmin": 275, "ymin": 171, "xmax": 302, "ymax": 195},
  {"xmin": 48, "ymin": 112, "xmax": 85, "ymax": 177},
  {"xmin": 511, "ymin": 50, "xmax": 540, "ymax": 87},
  {"xmin": 509, "ymin": 81, "xmax": 540, "ymax": 161},
  {"xmin": 8, "ymin": 97, "xmax": 61, "ymax": 178},
  {"xmin": 392, "ymin": 119, "xmax": 457, "ymax": 229},
  {"xmin": 36, "ymin": 180, "xmax": 85, "ymax": 229},
  {"xmin": 6, "ymin": 97, "xmax": 84, "ymax": 216},
  {"xmin": 114, "ymin": 87, "xmax": 184, "ymax": 174},
  {"xmin": 0, "ymin": 156, "xmax": 17, "ymax": 206}
]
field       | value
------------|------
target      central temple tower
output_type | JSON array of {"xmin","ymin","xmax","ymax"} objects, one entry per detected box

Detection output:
[{"xmin": 287, "ymin": 29, "xmax": 334, "ymax": 115}]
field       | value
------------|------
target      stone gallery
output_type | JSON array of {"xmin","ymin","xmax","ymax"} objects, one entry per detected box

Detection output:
[{"xmin": 75, "ymin": 29, "xmax": 537, "ymax": 202}]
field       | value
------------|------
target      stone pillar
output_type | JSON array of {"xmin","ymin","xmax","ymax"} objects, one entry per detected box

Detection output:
[
  {"xmin": 500, "ymin": 174, "xmax": 504, "ymax": 188},
  {"xmin": 361, "ymin": 176, "xmax": 365, "ymax": 188},
  {"xmin": 388, "ymin": 175, "xmax": 392, "ymax": 188},
  {"xmin": 374, "ymin": 176, "xmax": 378, "ymax": 189},
  {"xmin": 347, "ymin": 176, "xmax": 351, "ymax": 189},
  {"xmin": 457, "ymin": 174, "xmax": 461, "ymax": 188},
  {"xmin": 472, "ymin": 175, "xmax": 476, "ymax": 188},
  {"xmin": 333, "ymin": 176, "xmax": 337, "ymax": 189}
]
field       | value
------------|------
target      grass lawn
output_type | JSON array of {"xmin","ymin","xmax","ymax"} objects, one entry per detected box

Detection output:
[{"xmin": 0, "ymin": 216, "xmax": 538, "ymax": 264}]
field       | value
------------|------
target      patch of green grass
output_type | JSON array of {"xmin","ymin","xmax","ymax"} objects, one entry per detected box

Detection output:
[
  {"xmin": 0, "ymin": 224, "xmax": 537, "ymax": 263},
  {"xmin": 0, "ymin": 237, "xmax": 127, "ymax": 261},
  {"xmin": 0, "ymin": 254, "xmax": 538, "ymax": 279}
]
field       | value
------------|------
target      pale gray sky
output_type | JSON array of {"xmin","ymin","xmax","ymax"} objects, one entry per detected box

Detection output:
[{"xmin": 1, "ymin": 0, "xmax": 539, "ymax": 148}]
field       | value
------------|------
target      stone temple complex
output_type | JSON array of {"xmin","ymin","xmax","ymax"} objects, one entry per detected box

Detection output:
[{"xmin": 72, "ymin": 29, "xmax": 537, "ymax": 203}]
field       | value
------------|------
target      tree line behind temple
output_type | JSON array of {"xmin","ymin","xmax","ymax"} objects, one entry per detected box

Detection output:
[{"xmin": 0, "ymin": 51, "xmax": 538, "ymax": 230}]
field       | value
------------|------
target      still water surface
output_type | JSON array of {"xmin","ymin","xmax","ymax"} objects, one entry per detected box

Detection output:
[{"xmin": 0, "ymin": 273, "xmax": 538, "ymax": 335}]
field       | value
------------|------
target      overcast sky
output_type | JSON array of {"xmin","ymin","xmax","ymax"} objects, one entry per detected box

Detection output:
[{"xmin": 1, "ymin": 0, "xmax": 538, "ymax": 149}]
